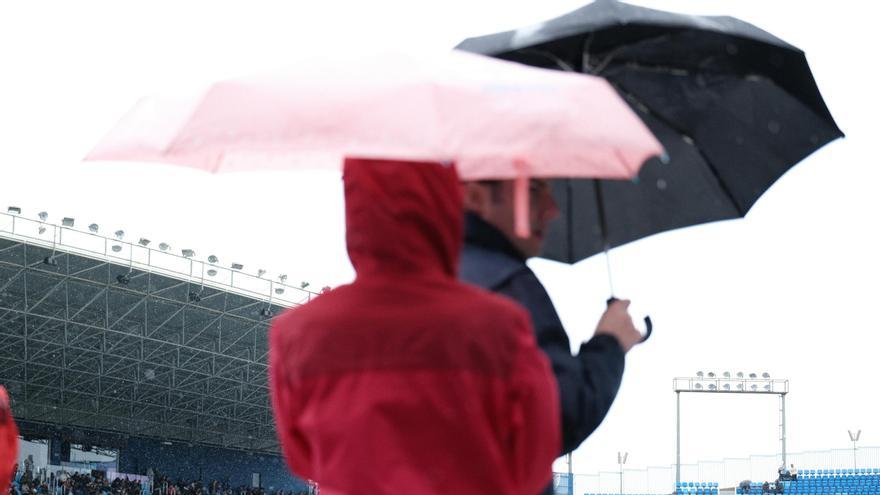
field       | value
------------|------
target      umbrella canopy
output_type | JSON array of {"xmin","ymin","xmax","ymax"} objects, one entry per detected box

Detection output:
[
  {"xmin": 86, "ymin": 50, "xmax": 662, "ymax": 183},
  {"xmin": 457, "ymin": 0, "xmax": 843, "ymax": 263}
]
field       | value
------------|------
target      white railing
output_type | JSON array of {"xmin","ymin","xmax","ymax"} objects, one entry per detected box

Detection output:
[{"xmin": 0, "ymin": 211, "xmax": 319, "ymax": 308}]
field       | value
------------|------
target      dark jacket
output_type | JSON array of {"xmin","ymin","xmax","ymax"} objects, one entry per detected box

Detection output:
[
  {"xmin": 459, "ymin": 212, "xmax": 625, "ymax": 456},
  {"xmin": 270, "ymin": 159, "xmax": 559, "ymax": 495}
]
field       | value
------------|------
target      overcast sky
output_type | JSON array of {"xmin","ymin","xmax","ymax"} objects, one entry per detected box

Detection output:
[{"xmin": 0, "ymin": 0, "xmax": 877, "ymax": 485}]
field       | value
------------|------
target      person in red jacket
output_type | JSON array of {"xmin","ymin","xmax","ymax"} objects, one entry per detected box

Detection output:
[
  {"xmin": 269, "ymin": 157, "xmax": 560, "ymax": 495},
  {"xmin": 1, "ymin": 386, "xmax": 19, "ymax": 495}
]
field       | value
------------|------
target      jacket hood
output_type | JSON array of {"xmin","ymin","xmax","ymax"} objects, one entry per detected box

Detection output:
[{"xmin": 344, "ymin": 157, "xmax": 462, "ymax": 279}]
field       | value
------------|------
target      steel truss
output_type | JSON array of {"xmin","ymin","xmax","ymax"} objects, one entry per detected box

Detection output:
[{"xmin": 0, "ymin": 235, "xmax": 296, "ymax": 454}]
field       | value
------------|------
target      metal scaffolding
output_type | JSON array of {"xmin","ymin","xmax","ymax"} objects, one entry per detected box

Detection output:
[{"xmin": 0, "ymin": 212, "xmax": 318, "ymax": 454}]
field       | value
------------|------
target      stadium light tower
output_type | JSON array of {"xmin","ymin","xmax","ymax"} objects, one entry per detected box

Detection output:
[
  {"xmin": 673, "ymin": 372, "xmax": 789, "ymax": 486},
  {"xmin": 848, "ymin": 429, "xmax": 861, "ymax": 469}
]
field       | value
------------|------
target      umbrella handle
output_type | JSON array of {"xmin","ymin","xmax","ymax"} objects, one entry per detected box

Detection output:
[{"xmin": 607, "ymin": 297, "xmax": 653, "ymax": 343}]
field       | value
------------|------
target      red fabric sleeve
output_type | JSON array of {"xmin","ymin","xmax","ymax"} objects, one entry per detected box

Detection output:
[
  {"xmin": 507, "ymin": 310, "xmax": 561, "ymax": 495},
  {"xmin": 1, "ymin": 387, "xmax": 19, "ymax": 495},
  {"xmin": 268, "ymin": 325, "xmax": 313, "ymax": 482}
]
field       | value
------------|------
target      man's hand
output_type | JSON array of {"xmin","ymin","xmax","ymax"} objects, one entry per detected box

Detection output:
[{"xmin": 595, "ymin": 299, "xmax": 642, "ymax": 353}]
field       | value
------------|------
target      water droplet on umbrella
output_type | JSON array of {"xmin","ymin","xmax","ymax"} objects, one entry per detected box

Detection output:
[
  {"xmin": 768, "ymin": 121, "xmax": 781, "ymax": 134},
  {"xmin": 656, "ymin": 179, "xmax": 668, "ymax": 190}
]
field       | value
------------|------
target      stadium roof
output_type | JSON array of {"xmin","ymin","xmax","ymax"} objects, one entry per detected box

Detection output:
[{"xmin": 0, "ymin": 211, "xmax": 318, "ymax": 453}]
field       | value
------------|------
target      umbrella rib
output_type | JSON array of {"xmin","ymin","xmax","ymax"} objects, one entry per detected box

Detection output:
[{"xmin": 610, "ymin": 81, "xmax": 746, "ymax": 217}]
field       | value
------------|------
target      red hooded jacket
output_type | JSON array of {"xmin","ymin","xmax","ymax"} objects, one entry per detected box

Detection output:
[
  {"xmin": 269, "ymin": 158, "xmax": 559, "ymax": 495},
  {"xmin": 1, "ymin": 386, "xmax": 19, "ymax": 495}
]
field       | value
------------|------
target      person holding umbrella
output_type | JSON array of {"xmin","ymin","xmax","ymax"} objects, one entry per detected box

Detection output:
[
  {"xmin": 270, "ymin": 158, "xmax": 561, "ymax": 495},
  {"xmin": 460, "ymin": 179, "xmax": 644, "ymax": 458}
]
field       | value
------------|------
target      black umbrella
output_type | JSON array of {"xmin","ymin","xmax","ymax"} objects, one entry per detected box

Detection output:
[{"xmin": 457, "ymin": 0, "xmax": 843, "ymax": 264}]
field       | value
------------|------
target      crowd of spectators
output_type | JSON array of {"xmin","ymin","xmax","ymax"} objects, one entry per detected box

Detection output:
[{"xmin": 7, "ymin": 465, "xmax": 311, "ymax": 495}]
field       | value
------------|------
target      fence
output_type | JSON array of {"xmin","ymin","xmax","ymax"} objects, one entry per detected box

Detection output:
[{"xmin": 562, "ymin": 446, "xmax": 880, "ymax": 494}]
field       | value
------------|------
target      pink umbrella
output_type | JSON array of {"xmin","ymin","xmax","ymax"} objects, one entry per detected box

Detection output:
[{"xmin": 87, "ymin": 50, "xmax": 662, "ymax": 234}]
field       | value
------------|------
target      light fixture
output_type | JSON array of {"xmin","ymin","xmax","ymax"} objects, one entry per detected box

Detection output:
[
  {"xmin": 708, "ymin": 384, "xmax": 717, "ymax": 391},
  {"xmin": 181, "ymin": 249, "xmax": 195, "ymax": 258},
  {"xmin": 188, "ymin": 291, "xmax": 201, "ymax": 302},
  {"xmin": 260, "ymin": 308, "xmax": 273, "ymax": 317},
  {"xmin": 88, "ymin": 223, "xmax": 99, "ymax": 233},
  {"xmin": 694, "ymin": 383, "xmax": 703, "ymax": 390},
  {"xmin": 736, "ymin": 383, "xmax": 744, "ymax": 391},
  {"xmin": 762, "ymin": 372, "xmax": 770, "ymax": 378},
  {"xmin": 723, "ymin": 372, "xmax": 731, "ymax": 378},
  {"xmin": 38, "ymin": 211, "xmax": 48, "ymax": 221},
  {"xmin": 696, "ymin": 371, "xmax": 704, "ymax": 377},
  {"xmin": 763, "ymin": 384, "xmax": 771, "ymax": 391},
  {"xmin": 116, "ymin": 273, "xmax": 130, "ymax": 285},
  {"xmin": 278, "ymin": 274, "xmax": 288, "ymax": 283},
  {"xmin": 43, "ymin": 256, "xmax": 57, "ymax": 266},
  {"xmin": 207, "ymin": 269, "xmax": 217, "ymax": 277},
  {"xmin": 708, "ymin": 372, "xmax": 716, "ymax": 378},
  {"xmin": 159, "ymin": 243, "xmax": 170, "ymax": 251},
  {"xmin": 138, "ymin": 238, "xmax": 150, "ymax": 247},
  {"xmin": 274, "ymin": 287, "xmax": 285, "ymax": 295},
  {"xmin": 231, "ymin": 263, "xmax": 243, "ymax": 270},
  {"xmin": 114, "ymin": 230, "xmax": 125, "ymax": 240},
  {"xmin": 208, "ymin": 255, "xmax": 219, "ymax": 264},
  {"xmin": 111, "ymin": 245, "xmax": 122, "ymax": 253},
  {"xmin": 61, "ymin": 217, "xmax": 75, "ymax": 227},
  {"xmin": 723, "ymin": 384, "xmax": 731, "ymax": 391},
  {"xmin": 749, "ymin": 373, "xmax": 757, "ymax": 379},
  {"xmin": 38, "ymin": 226, "xmax": 47, "ymax": 234},
  {"xmin": 300, "ymin": 281, "xmax": 310, "ymax": 289},
  {"xmin": 7, "ymin": 206, "xmax": 21, "ymax": 215},
  {"xmin": 736, "ymin": 372, "xmax": 744, "ymax": 378},
  {"xmin": 750, "ymin": 384, "xmax": 758, "ymax": 391}
]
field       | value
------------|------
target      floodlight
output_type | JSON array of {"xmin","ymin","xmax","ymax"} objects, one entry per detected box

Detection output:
[
  {"xmin": 115, "ymin": 230, "xmax": 125, "ymax": 240},
  {"xmin": 7, "ymin": 206, "xmax": 21, "ymax": 215},
  {"xmin": 181, "ymin": 249, "xmax": 195, "ymax": 258},
  {"xmin": 762, "ymin": 372, "xmax": 770, "ymax": 378},
  {"xmin": 43, "ymin": 256, "xmax": 57, "ymax": 266},
  {"xmin": 694, "ymin": 383, "xmax": 703, "ymax": 390},
  {"xmin": 708, "ymin": 384, "xmax": 717, "ymax": 391},
  {"xmin": 275, "ymin": 287, "xmax": 285, "ymax": 295},
  {"xmin": 764, "ymin": 384, "xmax": 771, "ymax": 391},
  {"xmin": 138, "ymin": 238, "xmax": 150, "ymax": 247},
  {"xmin": 231, "ymin": 263, "xmax": 243, "ymax": 270},
  {"xmin": 38, "ymin": 226, "xmax": 47, "ymax": 234},
  {"xmin": 257, "ymin": 269, "xmax": 267, "ymax": 277},
  {"xmin": 749, "ymin": 373, "xmax": 757, "ymax": 379},
  {"xmin": 278, "ymin": 274, "xmax": 288, "ymax": 283},
  {"xmin": 88, "ymin": 223, "xmax": 99, "ymax": 233},
  {"xmin": 116, "ymin": 273, "xmax": 130, "ymax": 285},
  {"xmin": 300, "ymin": 281, "xmax": 310, "ymax": 289},
  {"xmin": 38, "ymin": 211, "xmax": 48, "ymax": 221},
  {"xmin": 159, "ymin": 243, "xmax": 170, "ymax": 251},
  {"xmin": 111, "ymin": 245, "xmax": 122, "ymax": 253},
  {"xmin": 723, "ymin": 372, "xmax": 731, "ymax": 378},
  {"xmin": 750, "ymin": 384, "xmax": 758, "ymax": 391},
  {"xmin": 723, "ymin": 384, "xmax": 731, "ymax": 391},
  {"xmin": 61, "ymin": 217, "xmax": 75, "ymax": 227},
  {"xmin": 696, "ymin": 371, "xmax": 704, "ymax": 377},
  {"xmin": 708, "ymin": 372, "xmax": 716, "ymax": 378},
  {"xmin": 208, "ymin": 255, "xmax": 219, "ymax": 264},
  {"xmin": 207, "ymin": 269, "xmax": 217, "ymax": 277},
  {"xmin": 736, "ymin": 372, "xmax": 744, "ymax": 378},
  {"xmin": 260, "ymin": 308, "xmax": 273, "ymax": 317},
  {"xmin": 188, "ymin": 291, "xmax": 201, "ymax": 302}
]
